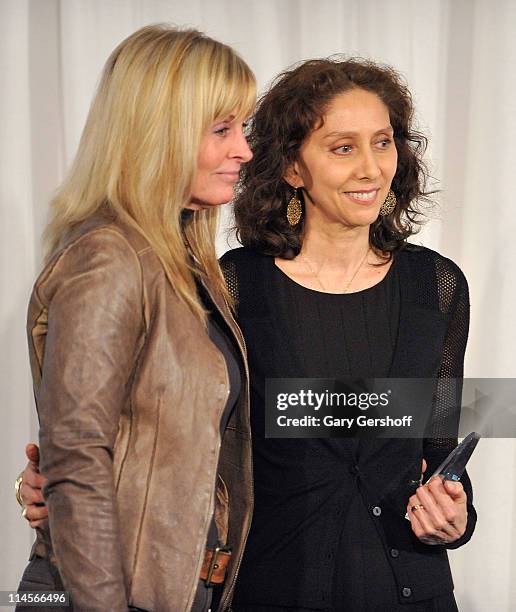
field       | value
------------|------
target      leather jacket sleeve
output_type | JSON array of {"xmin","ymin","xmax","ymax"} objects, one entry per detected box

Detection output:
[{"xmin": 31, "ymin": 228, "xmax": 145, "ymax": 611}]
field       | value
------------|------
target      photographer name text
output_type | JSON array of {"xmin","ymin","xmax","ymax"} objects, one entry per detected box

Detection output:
[{"xmin": 277, "ymin": 414, "xmax": 414, "ymax": 428}]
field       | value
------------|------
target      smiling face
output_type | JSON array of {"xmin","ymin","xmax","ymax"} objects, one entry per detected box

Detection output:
[
  {"xmin": 190, "ymin": 113, "xmax": 253, "ymax": 208},
  {"xmin": 285, "ymin": 88, "xmax": 398, "ymax": 229}
]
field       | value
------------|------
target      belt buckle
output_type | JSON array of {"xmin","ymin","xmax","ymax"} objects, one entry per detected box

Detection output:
[{"xmin": 205, "ymin": 545, "xmax": 231, "ymax": 587}]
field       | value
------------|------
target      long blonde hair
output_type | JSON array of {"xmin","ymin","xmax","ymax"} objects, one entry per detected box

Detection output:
[{"xmin": 45, "ymin": 24, "xmax": 256, "ymax": 319}]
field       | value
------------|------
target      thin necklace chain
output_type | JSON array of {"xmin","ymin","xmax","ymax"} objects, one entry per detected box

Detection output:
[{"xmin": 301, "ymin": 248, "xmax": 370, "ymax": 294}]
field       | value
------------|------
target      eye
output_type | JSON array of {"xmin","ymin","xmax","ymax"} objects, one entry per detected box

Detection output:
[
  {"xmin": 376, "ymin": 138, "xmax": 393, "ymax": 148},
  {"xmin": 333, "ymin": 144, "xmax": 353, "ymax": 155},
  {"xmin": 214, "ymin": 126, "xmax": 230, "ymax": 136}
]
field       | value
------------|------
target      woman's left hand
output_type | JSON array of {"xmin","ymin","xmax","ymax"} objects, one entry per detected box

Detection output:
[{"xmin": 407, "ymin": 460, "xmax": 468, "ymax": 545}]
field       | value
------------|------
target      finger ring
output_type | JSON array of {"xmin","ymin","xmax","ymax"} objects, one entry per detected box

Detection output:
[
  {"xmin": 15, "ymin": 473, "xmax": 24, "ymax": 507},
  {"xmin": 21, "ymin": 507, "xmax": 28, "ymax": 519},
  {"xmin": 411, "ymin": 504, "xmax": 424, "ymax": 512}
]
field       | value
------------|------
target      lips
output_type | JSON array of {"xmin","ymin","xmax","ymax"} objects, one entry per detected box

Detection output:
[
  {"xmin": 217, "ymin": 171, "xmax": 240, "ymax": 183},
  {"xmin": 217, "ymin": 170, "xmax": 240, "ymax": 183},
  {"xmin": 344, "ymin": 188, "xmax": 380, "ymax": 204}
]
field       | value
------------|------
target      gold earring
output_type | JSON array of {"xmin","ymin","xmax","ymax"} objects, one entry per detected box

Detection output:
[
  {"xmin": 379, "ymin": 189, "xmax": 397, "ymax": 216},
  {"xmin": 287, "ymin": 189, "xmax": 302, "ymax": 226}
]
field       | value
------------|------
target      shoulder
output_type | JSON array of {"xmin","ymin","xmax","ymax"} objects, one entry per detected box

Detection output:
[
  {"xmin": 219, "ymin": 246, "xmax": 269, "ymax": 281},
  {"xmin": 400, "ymin": 243, "xmax": 467, "ymax": 285},
  {"xmin": 219, "ymin": 246, "xmax": 268, "ymax": 268},
  {"xmin": 34, "ymin": 217, "xmax": 145, "ymax": 305},
  {"xmin": 219, "ymin": 247, "xmax": 271, "ymax": 305},
  {"xmin": 397, "ymin": 243, "xmax": 469, "ymax": 314},
  {"xmin": 60, "ymin": 216, "xmax": 150, "ymax": 260}
]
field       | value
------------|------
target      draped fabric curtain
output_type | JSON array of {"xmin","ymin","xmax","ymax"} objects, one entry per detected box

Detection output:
[{"xmin": 1, "ymin": 1, "xmax": 515, "ymax": 608}]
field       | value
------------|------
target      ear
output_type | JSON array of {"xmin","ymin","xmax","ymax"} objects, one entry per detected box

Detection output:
[{"xmin": 283, "ymin": 159, "xmax": 304, "ymax": 189}]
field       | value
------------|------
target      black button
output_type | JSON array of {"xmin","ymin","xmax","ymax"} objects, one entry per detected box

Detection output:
[
  {"xmin": 390, "ymin": 548, "xmax": 399, "ymax": 558},
  {"xmin": 372, "ymin": 506, "xmax": 382, "ymax": 517},
  {"xmin": 402, "ymin": 587, "xmax": 412, "ymax": 598},
  {"xmin": 350, "ymin": 464, "xmax": 360, "ymax": 475}
]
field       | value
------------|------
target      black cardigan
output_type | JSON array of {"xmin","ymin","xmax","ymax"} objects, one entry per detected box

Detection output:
[{"xmin": 220, "ymin": 243, "xmax": 476, "ymax": 605}]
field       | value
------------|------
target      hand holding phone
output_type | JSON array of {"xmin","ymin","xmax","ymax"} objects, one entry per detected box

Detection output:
[
  {"xmin": 406, "ymin": 432, "xmax": 480, "ymax": 545},
  {"xmin": 405, "ymin": 432, "xmax": 480, "ymax": 522}
]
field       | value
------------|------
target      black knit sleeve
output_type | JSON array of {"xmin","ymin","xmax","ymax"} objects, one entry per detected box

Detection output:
[
  {"xmin": 424, "ymin": 254, "xmax": 476, "ymax": 549},
  {"xmin": 219, "ymin": 251, "xmax": 240, "ymax": 304}
]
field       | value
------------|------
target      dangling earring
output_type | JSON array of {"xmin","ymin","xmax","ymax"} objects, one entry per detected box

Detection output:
[
  {"xmin": 287, "ymin": 188, "xmax": 302, "ymax": 226},
  {"xmin": 379, "ymin": 189, "xmax": 397, "ymax": 216}
]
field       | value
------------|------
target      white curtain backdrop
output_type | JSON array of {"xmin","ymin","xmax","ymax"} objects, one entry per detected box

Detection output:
[{"xmin": 1, "ymin": 1, "xmax": 515, "ymax": 609}]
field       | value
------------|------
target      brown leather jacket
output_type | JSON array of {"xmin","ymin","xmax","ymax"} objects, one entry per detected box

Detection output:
[{"xmin": 26, "ymin": 214, "xmax": 252, "ymax": 611}]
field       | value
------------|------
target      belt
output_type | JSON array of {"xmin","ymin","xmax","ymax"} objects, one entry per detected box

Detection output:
[{"xmin": 199, "ymin": 545, "xmax": 232, "ymax": 587}]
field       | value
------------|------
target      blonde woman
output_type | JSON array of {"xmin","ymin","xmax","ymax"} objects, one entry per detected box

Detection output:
[{"xmin": 15, "ymin": 25, "xmax": 255, "ymax": 612}]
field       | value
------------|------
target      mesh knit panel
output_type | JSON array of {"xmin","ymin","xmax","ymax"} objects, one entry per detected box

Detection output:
[
  {"xmin": 220, "ymin": 258, "xmax": 239, "ymax": 303},
  {"xmin": 426, "ymin": 254, "xmax": 470, "ymax": 452}
]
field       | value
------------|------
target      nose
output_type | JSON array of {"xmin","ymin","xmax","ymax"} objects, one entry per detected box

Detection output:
[
  {"xmin": 354, "ymin": 146, "xmax": 381, "ymax": 180},
  {"xmin": 231, "ymin": 129, "xmax": 253, "ymax": 163}
]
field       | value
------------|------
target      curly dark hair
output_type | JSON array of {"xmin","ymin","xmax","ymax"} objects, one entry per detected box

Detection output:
[{"xmin": 234, "ymin": 57, "xmax": 431, "ymax": 258}]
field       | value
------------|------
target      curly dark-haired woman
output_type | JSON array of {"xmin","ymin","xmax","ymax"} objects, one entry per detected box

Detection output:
[{"xmin": 221, "ymin": 58, "xmax": 475, "ymax": 611}]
